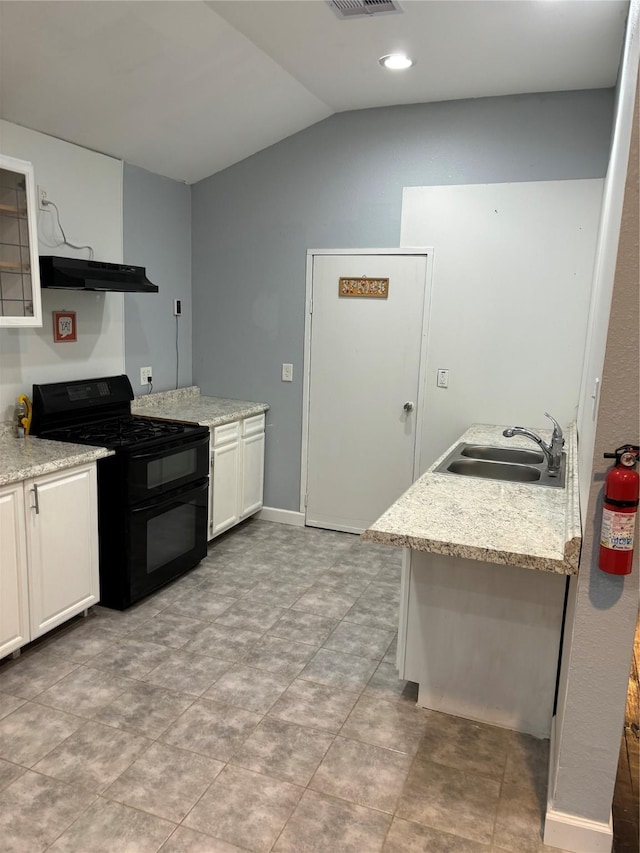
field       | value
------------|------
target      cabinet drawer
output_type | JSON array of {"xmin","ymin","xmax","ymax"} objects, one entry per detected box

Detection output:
[
  {"xmin": 242, "ymin": 413, "xmax": 265, "ymax": 437},
  {"xmin": 213, "ymin": 421, "xmax": 240, "ymax": 447}
]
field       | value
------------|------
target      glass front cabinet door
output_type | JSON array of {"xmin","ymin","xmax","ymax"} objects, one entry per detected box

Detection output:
[{"xmin": 0, "ymin": 155, "xmax": 42, "ymax": 327}]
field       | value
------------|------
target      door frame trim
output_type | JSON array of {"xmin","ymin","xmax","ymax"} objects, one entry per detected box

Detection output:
[{"xmin": 300, "ymin": 247, "xmax": 434, "ymax": 520}]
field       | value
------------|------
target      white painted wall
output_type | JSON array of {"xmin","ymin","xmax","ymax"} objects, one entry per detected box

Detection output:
[
  {"xmin": 400, "ymin": 180, "xmax": 603, "ymax": 471},
  {"xmin": 545, "ymin": 6, "xmax": 639, "ymax": 851},
  {"xmin": 0, "ymin": 121, "xmax": 124, "ymax": 420},
  {"xmin": 576, "ymin": 4, "xmax": 640, "ymax": 514}
]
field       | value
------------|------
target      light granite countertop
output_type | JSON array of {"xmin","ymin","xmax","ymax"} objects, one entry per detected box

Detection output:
[
  {"xmin": 0, "ymin": 386, "xmax": 267, "ymax": 487},
  {"xmin": 132, "ymin": 386, "xmax": 269, "ymax": 428},
  {"xmin": 0, "ymin": 434, "xmax": 113, "ymax": 487},
  {"xmin": 362, "ymin": 423, "xmax": 581, "ymax": 575}
]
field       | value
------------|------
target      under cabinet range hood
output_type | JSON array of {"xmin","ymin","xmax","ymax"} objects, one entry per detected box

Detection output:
[{"xmin": 39, "ymin": 256, "xmax": 158, "ymax": 293}]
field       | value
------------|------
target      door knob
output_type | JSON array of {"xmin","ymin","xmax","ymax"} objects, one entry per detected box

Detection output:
[{"xmin": 403, "ymin": 401, "xmax": 414, "ymax": 412}]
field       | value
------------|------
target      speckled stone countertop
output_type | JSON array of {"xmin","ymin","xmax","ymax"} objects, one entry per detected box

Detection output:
[
  {"xmin": 132, "ymin": 387, "xmax": 269, "ymax": 428},
  {"xmin": 0, "ymin": 434, "xmax": 113, "ymax": 487},
  {"xmin": 363, "ymin": 423, "xmax": 581, "ymax": 575}
]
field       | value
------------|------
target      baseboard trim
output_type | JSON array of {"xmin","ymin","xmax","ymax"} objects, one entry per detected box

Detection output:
[
  {"xmin": 545, "ymin": 718, "xmax": 613, "ymax": 853},
  {"xmin": 257, "ymin": 506, "xmax": 306, "ymax": 526},
  {"xmin": 544, "ymin": 805, "xmax": 613, "ymax": 852}
]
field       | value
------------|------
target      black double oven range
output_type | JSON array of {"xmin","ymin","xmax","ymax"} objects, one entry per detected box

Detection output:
[{"xmin": 31, "ymin": 375, "xmax": 209, "ymax": 609}]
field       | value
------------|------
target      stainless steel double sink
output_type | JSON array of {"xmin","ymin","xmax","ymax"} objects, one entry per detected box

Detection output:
[{"xmin": 434, "ymin": 443, "xmax": 566, "ymax": 488}]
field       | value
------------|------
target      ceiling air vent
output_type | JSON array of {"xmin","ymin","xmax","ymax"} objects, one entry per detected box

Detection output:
[{"xmin": 328, "ymin": 0, "xmax": 402, "ymax": 19}]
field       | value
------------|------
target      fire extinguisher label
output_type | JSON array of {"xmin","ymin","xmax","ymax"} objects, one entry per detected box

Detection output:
[{"xmin": 600, "ymin": 508, "xmax": 635, "ymax": 551}]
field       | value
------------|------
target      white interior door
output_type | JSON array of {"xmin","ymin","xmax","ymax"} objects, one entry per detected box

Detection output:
[{"xmin": 305, "ymin": 252, "xmax": 428, "ymax": 533}]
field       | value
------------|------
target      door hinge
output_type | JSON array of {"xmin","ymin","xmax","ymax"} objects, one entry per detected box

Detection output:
[
  {"xmin": 309, "ymin": 298, "xmax": 313, "ymax": 314},
  {"xmin": 304, "ymin": 493, "xmax": 308, "ymax": 508}
]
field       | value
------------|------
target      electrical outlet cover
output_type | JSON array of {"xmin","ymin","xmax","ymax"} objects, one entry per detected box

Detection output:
[{"xmin": 437, "ymin": 369, "xmax": 449, "ymax": 388}]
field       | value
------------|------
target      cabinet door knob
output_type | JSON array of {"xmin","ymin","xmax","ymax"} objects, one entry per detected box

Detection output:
[{"xmin": 403, "ymin": 401, "xmax": 414, "ymax": 412}]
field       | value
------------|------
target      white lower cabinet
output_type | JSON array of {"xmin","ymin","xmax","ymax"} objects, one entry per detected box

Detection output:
[
  {"xmin": 0, "ymin": 483, "xmax": 30, "ymax": 659},
  {"xmin": 211, "ymin": 438, "xmax": 241, "ymax": 537},
  {"xmin": 26, "ymin": 464, "xmax": 100, "ymax": 639},
  {"xmin": 209, "ymin": 413, "xmax": 265, "ymax": 539},
  {"xmin": 240, "ymin": 415, "xmax": 266, "ymax": 519},
  {"xmin": 0, "ymin": 462, "xmax": 100, "ymax": 659}
]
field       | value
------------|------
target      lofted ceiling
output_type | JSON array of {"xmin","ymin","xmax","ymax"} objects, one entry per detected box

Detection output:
[{"xmin": 0, "ymin": 0, "xmax": 629, "ymax": 184}]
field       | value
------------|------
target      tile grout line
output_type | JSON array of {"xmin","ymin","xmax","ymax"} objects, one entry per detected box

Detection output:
[
  {"xmin": 172, "ymin": 531, "xmax": 391, "ymax": 851},
  {"xmin": 0, "ymin": 527, "xmax": 419, "ymax": 851}
]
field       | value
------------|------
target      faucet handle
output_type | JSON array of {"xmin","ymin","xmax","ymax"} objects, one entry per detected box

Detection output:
[{"xmin": 544, "ymin": 412, "xmax": 563, "ymax": 441}]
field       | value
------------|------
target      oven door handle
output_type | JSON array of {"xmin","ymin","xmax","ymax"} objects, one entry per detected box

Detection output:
[
  {"xmin": 129, "ymin": 434, "xmax": 209, "ymax": 461},
  {"xmin": 129, "ymin": 477, "xmax": 209, "ymax": 512}
]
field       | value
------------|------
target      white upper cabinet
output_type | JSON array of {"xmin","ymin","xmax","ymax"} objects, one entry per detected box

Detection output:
[{"xmin": 0, "ymin": 155, "xmax": 42, "ymax": 327}]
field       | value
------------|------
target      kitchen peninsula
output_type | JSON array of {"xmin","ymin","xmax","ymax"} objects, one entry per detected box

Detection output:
[{"xmin": 363, "ymin": 423, "xmax": 580, "ymax": 737}]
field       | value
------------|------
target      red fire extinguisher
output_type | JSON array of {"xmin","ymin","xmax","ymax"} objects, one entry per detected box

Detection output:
[{"xmin": 599, "ymin": 444, "xmax": 640, "ymax": 575}]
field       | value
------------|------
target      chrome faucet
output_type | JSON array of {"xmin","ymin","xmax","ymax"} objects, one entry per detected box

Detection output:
[{"xmin": 503, "ymin": 412, "xmax": 565, "ymax": 476}]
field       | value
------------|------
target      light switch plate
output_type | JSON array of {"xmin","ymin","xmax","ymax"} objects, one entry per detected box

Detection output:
[{"xmin": 437, "ymin": 368, "xmax": 449, "ymax": 388}]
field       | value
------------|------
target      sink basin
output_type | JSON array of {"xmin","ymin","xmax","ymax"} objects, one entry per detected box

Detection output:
[
  {"xmin": 460, "ymin": 445, "xmax": 544, "ymax": 465},
  {"xmin": 446, "ymin": 459, "xmax": 541, "ymax": 483},
  {"xmin": 434, "ymin": 442, "xmax": 566, "ymax": 488}
]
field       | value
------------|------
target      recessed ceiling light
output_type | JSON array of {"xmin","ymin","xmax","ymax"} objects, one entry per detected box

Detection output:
[{"xmin": 379, "ymin": 53, "xmax": 414, "ymax": 70}]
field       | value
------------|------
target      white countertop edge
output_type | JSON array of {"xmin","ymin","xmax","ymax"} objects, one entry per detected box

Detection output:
[
  {"xmin": 191, "ymin": 402, "xmax": 270, "ymax": 428},
  {"xmin": 364, "ymin": 530, "xmax": 576, "ymax": 575},
  {"xmin": 560, "ymin": 424, "xmax": 582, "ymax": 573}
]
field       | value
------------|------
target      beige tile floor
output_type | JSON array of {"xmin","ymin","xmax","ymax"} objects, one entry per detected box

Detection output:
[{"xmin": 0, "ymin": 518, "xmax": 573, "ymax": 852}]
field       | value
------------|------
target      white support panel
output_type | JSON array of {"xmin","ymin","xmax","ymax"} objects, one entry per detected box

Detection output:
[
  {"xmin": 396, "ymin": 548, "xmax": 411, "ymax": 677},
  {"xmin": 405, "ymin": 551, "xmax": 566, "ymax": 736}
]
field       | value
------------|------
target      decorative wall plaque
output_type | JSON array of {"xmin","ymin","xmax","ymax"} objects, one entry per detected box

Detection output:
[
  {"xmin": 339, "ymin": 277, "xmax": 389, "ymax": 298},
  {"xmin": 53, "ymin": 310, "xmax": 77, "ymax": 342}
]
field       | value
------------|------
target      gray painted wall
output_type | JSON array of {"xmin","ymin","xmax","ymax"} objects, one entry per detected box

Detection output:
[
  {"xmin": 123, "ymin": 163, "xmax": 192, "ymax": 393},
  {"xmin": 191, "ymin": 91, "xmax": 615, "ymax": 511}
]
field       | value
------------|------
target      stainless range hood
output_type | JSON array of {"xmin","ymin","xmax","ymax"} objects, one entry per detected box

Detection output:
[{"xmin": 39, "ymin": 256, "xmax": 158, "ymax": 293}]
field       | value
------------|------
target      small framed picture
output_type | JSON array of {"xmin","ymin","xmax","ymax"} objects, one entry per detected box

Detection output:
[{"xmin": 52, "ymin": 310, "xmax": 77, "ymax": 342}]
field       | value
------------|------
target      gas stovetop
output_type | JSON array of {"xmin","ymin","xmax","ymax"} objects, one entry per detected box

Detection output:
[
  {"xmin": 31, "ymin": 375, "xmax": 208, "ymax": 452},
  {"xmin": 42, "ymin": 415, "xmax": 192, "ymax": 449}
]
